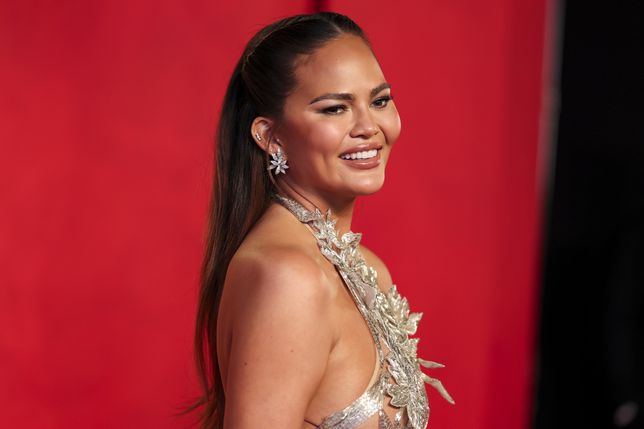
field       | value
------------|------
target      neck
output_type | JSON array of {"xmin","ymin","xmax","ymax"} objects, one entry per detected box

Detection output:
[{"xmin": 276, "ymin": 180, "xmax": 355, "ymax": 236}]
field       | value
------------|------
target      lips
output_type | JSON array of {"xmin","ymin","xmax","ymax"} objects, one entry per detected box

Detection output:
[
  {"xmin": 340, "ymin": 149, "xmax": 378, "ymax": 160},
  {"xmin": 338, "ymin": 143, "xmax": 383, "ymax": 169},
  {"xmin": 338, "ymin": 142, "xmax": 382, "ymax": 159}
]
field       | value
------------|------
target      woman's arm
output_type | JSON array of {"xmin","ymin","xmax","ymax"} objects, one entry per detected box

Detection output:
[{"xmin": 221, "ymin": 248, "xmax": 334, "ymax": 428}]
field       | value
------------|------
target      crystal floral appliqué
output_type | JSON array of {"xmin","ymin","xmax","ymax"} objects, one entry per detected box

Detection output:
[{"xmin": 273, "ymin": 194, "xmax": 454, "ymax": 429}]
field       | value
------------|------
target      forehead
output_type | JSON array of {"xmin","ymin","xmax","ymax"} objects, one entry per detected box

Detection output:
[{"xmin": 290, "ymin": 34, "xmax": 386, "ymax": 99}]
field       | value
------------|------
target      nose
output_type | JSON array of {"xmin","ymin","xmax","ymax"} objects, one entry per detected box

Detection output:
[{"xmin": 349, "ymin": 106, "xmax": 379, "ymax": 139}]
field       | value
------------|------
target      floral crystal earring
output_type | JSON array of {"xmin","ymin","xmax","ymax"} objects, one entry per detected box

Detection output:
[{"xmin": 268, "ymin": 147, "xmax": 289, "ymax": 175}]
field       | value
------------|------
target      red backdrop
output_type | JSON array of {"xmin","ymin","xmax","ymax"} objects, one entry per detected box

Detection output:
[{"xmin": 0, "ymin": 1, "xmax": 547, "ymax": 428}]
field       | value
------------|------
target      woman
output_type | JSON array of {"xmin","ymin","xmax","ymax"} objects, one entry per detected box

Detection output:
[{"xmin": 192, "ymin": 11, "xmax": 453, "ymax": 429}]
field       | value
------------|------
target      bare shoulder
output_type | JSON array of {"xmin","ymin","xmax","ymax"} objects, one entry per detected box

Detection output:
[
  {"xmin": 226, "ymin": 244, "xmax": 331, "ymax": 318},
  {"xmin": 225, "ymin": 202, "xmax": 330, "ymax": 305},
  {"xmin": 223, "ymin": 202, "xmax": 335, "ymax": 335},
  {"xmin": 221, "ymin": 245, "xmax": 335, "ymax": 427},
  {"xmin": 359, "ymin": 244, "xmax": 394, "ymax": 293}
]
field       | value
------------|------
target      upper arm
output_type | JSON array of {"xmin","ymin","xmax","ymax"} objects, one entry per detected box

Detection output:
[
  {"xmin": 222, "ymin": 249, "xmax": 333, "ymax": 429},
  {"xmin": 359, "ymin": 244, "xmax": 394, "ymax": 293}
]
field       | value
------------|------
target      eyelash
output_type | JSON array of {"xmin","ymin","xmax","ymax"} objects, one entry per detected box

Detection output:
[{"xmin": 320, "ymin": 95, "xmax": 394, "ymax": 115}]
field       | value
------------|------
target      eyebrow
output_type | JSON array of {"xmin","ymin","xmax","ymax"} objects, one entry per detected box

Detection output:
[{"xmin": 308, "ymin": 82, "xmax": 392, "ymax": 104}]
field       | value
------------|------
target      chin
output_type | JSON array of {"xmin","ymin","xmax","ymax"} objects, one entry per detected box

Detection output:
[{"xmin": 348, "ymin": 174, "xmax": 386, "ymax": 196}]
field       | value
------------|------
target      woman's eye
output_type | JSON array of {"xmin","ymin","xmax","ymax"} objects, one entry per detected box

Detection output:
[
  {"xmin": 373, "ymin": 95, "xmax": 393, "ymax": 108},
  {"xmin": 321, "ymin": 105, "xmax": 347, "ymax": 115},
  {"xmin": 320, "ymin": 96, "xmax": 393, "ymax": 115}
]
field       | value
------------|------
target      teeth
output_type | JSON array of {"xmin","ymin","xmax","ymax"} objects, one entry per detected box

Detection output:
[{"xmin": 340, "ymin": 149, "xmax": 378, "ymax": 160}]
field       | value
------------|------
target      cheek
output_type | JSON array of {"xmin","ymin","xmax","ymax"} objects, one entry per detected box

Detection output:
[
  {"xmin": 282, "ymin": 118, "xmax": 346, "ymax": 176},
  {"xmin": 303, "ymin": 120, "xmax": 346, "ymax": 155},
  {"xmin": 383, "ymin": 109, "xmax": 402, "ymax": 145}
]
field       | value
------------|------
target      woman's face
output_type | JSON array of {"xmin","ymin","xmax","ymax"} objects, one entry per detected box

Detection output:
[{"xmin": 274, "ymin": 33, "xmax": 401, "ymax": 204}]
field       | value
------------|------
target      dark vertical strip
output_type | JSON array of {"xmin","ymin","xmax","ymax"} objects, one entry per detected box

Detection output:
[{"xmin": 535, "ymin": 2, "xmax": 644, "ymax": 429}]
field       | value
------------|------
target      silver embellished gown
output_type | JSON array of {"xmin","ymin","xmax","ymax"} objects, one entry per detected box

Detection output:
[{"xmin": 274, "ymin": 195, "xmax": 454, "ymax": 429}]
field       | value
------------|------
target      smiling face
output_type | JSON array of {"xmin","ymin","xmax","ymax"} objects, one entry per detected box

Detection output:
[{"xmin": 271, "ymin": 33, "xmax": 401, "ymax": 205}]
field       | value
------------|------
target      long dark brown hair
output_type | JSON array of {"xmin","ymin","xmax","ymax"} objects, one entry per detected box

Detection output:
[{"xmin": 189, "ymin": 12, "xmax": 371, "ymax": 429}]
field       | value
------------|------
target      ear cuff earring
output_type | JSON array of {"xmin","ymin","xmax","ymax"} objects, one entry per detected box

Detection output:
[
  {"xmin": 255, "ymin": 133, "xmax": 262, "ymax": 141},
  {"xmin": 268, "ymin": 147, "xmax": 289, "ymax": 175}
]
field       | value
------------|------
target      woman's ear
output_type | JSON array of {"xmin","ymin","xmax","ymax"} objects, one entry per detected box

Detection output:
[{"xmin": 250, "ymin": 116, "xmax": 274, "ymax": 153}]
